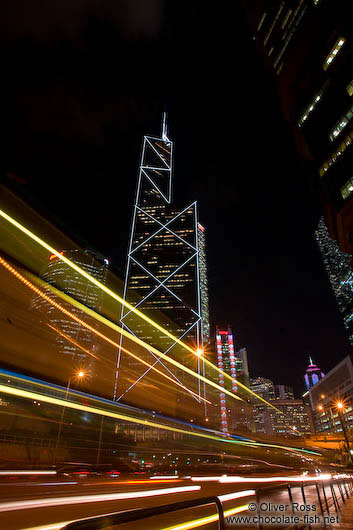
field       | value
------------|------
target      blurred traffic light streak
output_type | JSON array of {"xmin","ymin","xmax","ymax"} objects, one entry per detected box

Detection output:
[
  {"xmin": 0, "ymin": 375, "xmax": 321, "ymax": 455},
  {"xmin": 0, "ymin": 207, "xmax": 278, "ymax": 411},
  {"xmin": 0, "ymin": 253, "xmax": 240, "ymax": 405},
  {"xmin": 0, "ymin": 255, "xmax": 210, "ymax": 405}
]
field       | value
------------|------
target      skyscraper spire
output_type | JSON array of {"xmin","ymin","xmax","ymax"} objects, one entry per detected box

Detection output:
[
  {"xmin": 304, "ymin": 357, "xmax": 325, "ymax": 390},
  {"xmin": 162, "ymin": 112, "xmax": 168, "ymax": 140}
]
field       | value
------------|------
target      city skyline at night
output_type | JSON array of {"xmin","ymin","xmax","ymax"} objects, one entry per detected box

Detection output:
[
  {"xmin": 3, "ymin": 3, "xmax": 353, "ymax": 523},
  {"xmin": 1, "ymin": 1, "xmax": 351, "ymax": 396}
]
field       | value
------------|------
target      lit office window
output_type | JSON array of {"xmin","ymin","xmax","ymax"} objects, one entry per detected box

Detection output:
[
  {"xmin": 323, "ymin": 37, "xmax": 345, "ymax": 70},
  {"xmin": 329, "ymin": 103, "xmax": 353, "ymax": 141},
  {"xmin": 347, "ymin": 79, "xmax": 353, "ymax": 97},
  {"xmin": 257, "ymin": 12, "xmax": 266, "ymax": 31},
  {"xmin": 319, "ymin": 129, "xmax": 353, "ymax": 176},
  {"xmin": 298, "ymin": 85, "xmax": 326, "ymax": 127},
  {"xmin": 341, "ymin": 177, "xmax": 353, "ymax": 200},
  {"xmin": 264, "ymin": 2, "xmax": 284, "ymax": 45},
  {"xmin": 281, "ymin": 8, "xmax": 292, "ymax": 29}
]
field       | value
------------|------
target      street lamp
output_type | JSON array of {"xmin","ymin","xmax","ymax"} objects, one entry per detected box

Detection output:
[
  {"xmin": 53, "ymin": 370, "xmax": 85, "ymax": 464},
  {"xmin": 333, "ymin": 400, "xmax": 352, "ymax": 465}
]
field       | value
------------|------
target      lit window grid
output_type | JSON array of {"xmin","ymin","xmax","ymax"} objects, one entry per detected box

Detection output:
[
  {"xmin": 273, "ymin": 2, "xmax": 306, "ymax": 70},
  {"xmin": 341, "ymin": 176, "xmax": 353, "ymax": 201},
  {"xmin": 298, "ymin": 86, "xmax": 326, "ymax": 127},
  {"xmin": 323, "ymin": 37, "xmax": 345, "ymax": 71},
  {"xmin": 347, "ymin": 79, "xmax": 353, "ymax": 97},
  {"xmin": 315, "ymin": 218, "xmax": 353, "ymax": 346},
  {"xmin": 320, "ymin": 129, "xmax": 353, "ymax": 176},
  {"xmin": 329, "ymin": 103, "xmax": 353, "ymax": 142},
  {"xmin": 257, "ymin": 11, "xmax": 266, "ymax": 31},
  {"xmin": 263, "ymin": 2, "xmax": 284, "ymax": 46}
]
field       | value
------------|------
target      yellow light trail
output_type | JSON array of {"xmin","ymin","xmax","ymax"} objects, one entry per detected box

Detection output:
[
  {"xmin": 0, "ymin": 207, "xmax": 278, "ymax": 411},
  {"xmin": 0, "ymin": 208, "xmax": 200, "ymax": 354},
  {"xmin": 0, "ymin": 256, "xmax": 210, "ymax": 405},
  {"xmin": 17, "ymin": 504, "xmax": 250, "ymax": 530},
  {"xmin": 0, "ymin": 383, "xmax": 249, "ymax": 447},
  {"xmin": 27, "ymin": 270, "xmax": 240, "ymax": 405},
  {"xmin": 46, "ymin": 324, "xmax": 100, "ymax": 361},
  {"xmin": 160, "ymin": 503, "xmax": 250, "ymax": 530},
  {"xmin": 0, "ymin": 382, "xmax": 319, "ymax": 455}
]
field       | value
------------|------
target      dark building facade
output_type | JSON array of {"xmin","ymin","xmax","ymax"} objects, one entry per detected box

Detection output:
[{"xmin": 243, "ymin": 0, "xmax": 353, "ymax": 256}]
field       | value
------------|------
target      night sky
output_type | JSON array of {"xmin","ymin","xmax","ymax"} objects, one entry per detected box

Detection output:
[{"xmin": 2, "ymin": 1, "xmax": 351, "ymax": 396}]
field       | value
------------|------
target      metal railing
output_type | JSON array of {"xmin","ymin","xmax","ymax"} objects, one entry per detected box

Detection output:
[
  {"xmin": 255, "ymin": 475, "xmax": 353, "ymax": 529},
  {"xmin": 62, "ymin": 495, "xmax": 225, "ymax": 530},
  {"xmin": 61, "ymin": 475, "xmax": 353, "ymax": 530}
]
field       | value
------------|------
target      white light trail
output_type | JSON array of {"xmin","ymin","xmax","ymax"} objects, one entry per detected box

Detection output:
[
  {"xmin": 219, "ymin": 473, "xmax": 332, "ymax": 483},
  {"xmin": 0, "ymin": 471, "xmax": 56, "ymax": 476},
  {"xmin": 218, "ymin": 489, "xmax": 255, "ymax": 502},
  {"xmin": 150, "ymin": 475, "xmax": 178, "ymax": 479},
  {"xmin": 0, "ymin": 485, "xmax": 201, "ymax": 513}
]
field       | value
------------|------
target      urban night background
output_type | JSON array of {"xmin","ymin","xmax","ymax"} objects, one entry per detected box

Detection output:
[
  {"xmin": 2, "ymin": 0, "xmax": 350, "ymax": 394},
  {"xmin": 1, "ymin": 1, "xmax": 353, "ymax": 529}
]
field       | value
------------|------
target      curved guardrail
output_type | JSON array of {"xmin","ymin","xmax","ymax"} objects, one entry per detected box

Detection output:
[{"xmin": 61, "ymin": 475, "xmax": 353, "ymax": 530}]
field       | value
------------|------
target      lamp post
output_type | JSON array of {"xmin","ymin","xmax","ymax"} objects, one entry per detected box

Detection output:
[
  {"xmin": 53, "ymin": 370, "xmax": 85, "ymax": 465},
  {"xmin": 335, "ymin": 401, "xmax": 352, "ymax": 465}
]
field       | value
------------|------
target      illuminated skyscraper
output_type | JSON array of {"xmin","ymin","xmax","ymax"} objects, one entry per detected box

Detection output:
[
  {"xmin": 33, "ymin": 249, "xmax": 109, "ymax": 369},
  {"xmin": 216, "ymin": 327, "xmax": 251, "ymax": 433},
  {"xmin": 115, "ymin": 115, "xmax": 209, "ymax": 411},
  {"xmin": 304, "ymin": 356, "xmax": 325, "ymax": 390},
  {"xmin": 315, "ymin": 217, "xmax": 353, "ymax": 345},
  {"xmin": 250, "ymin": 377, "xmax": 275, "ymax": 435},
  {"xmin": 216, "ymin": 327, "xmax": 237, "ymax": 433},
  {"xmin": 197, "ymin": 223, "xmax": 210, "ymax": 345},
  {"xmin": 243, "ymin": 1, "xmax": 353, "ymax": 256}
]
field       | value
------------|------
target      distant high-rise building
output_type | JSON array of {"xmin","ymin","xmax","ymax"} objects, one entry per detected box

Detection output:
[
  {"xmin": 309, "ymin": 354, "xmax": 353, "ymax": 434},
  {"xmin": 251, "ymin": 377, "xmax": 313, "ymax": 435},
  {"xmin": 304, "ymin": 356, "xmax": 325, "ymax": 390},
  {"xmin": 33, "ymin": 249, "xmax": 109, "ymax": 373},
  {"xmin": 250, "ymin": 377, "xmax": 275, "ymax": 434},
  {"xmin": 216, "ymin": 327, "xmax": 237, "ymax": 433},
  {"xmin": 197, "ymin": 223, "xmax": 210, "ymax": 345},
  {"xmin": 274, "ymin": 384, "xmax": 294, "ymax": 400},
  {"xmin": 236, "ymin": 348, "xmax": 250, "ymax": 388},
  {"xmin": 250, "ymin": 377, "xmax": 275, "ymax": 400},
  {"xmin": 315, "ymin": 217, "xmax": 353, "ymax": 345},
  {"xmin": 216, "ymin": 327, "xmax": 252, "ymax": 433},
  {"xmin": 115, "ymin": 115, "xmax": 209, "ymax": 415},
  {"xmin": 269, "ymin": 399, "xmax": 313, "ymax": 437},
  {"xmin": 243, "ymin": 1, "xmax": 353, "ymax": 255}
]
